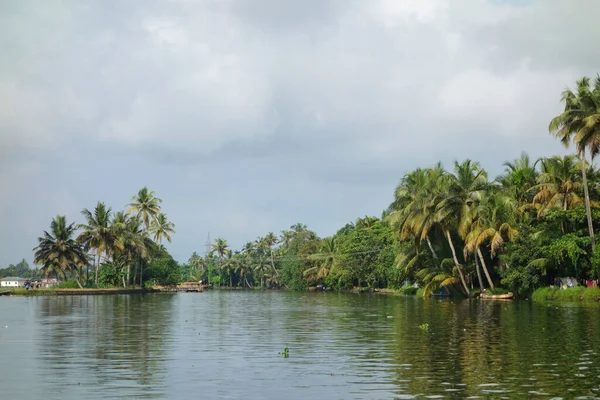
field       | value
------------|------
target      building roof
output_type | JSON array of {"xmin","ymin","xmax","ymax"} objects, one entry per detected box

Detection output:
[{"xmin": 0, "ymin": 277, "xmax": 27, "ymax": 281}]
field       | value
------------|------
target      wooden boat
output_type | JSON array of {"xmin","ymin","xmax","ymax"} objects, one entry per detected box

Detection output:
[
  {"xmin": 481, "ymin": 292, "xmax": 514, "ymax": 300},
  {"xmin": 0, "ymin": 291, "xmax": 11, "ymax": 296}
]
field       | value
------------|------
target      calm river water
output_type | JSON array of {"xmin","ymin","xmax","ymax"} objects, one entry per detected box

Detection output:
[{"xmin": 1, "ymin": 292, "xmax": 599, "ymax": 399}]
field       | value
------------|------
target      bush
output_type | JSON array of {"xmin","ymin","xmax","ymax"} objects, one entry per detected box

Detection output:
[
  {"xmin": 532, "ymin": 286, "xmax": 600, "ymax": 302},
  {"xmin": 57, "ymin": 279, "xmax": 80, "ymax": 289},
  {"xmin": 398, "ymin": 286, "xmax": 418, "ymax": 295}
]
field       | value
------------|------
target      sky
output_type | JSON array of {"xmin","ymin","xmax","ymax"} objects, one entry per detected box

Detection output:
[{"xmin": 1, "ymin": 0, "xmax": 600, "ymax": 267}]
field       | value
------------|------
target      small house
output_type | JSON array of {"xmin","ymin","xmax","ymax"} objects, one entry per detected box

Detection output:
[{"xmin": 0, "ymin": 277, "xmax": 27, "ymax": 288}]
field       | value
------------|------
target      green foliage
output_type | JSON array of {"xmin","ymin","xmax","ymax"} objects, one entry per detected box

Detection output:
[
  {"xmin": 398, "ymin": 286, "xmax": 418, "ymax": 295},
  {"xmin": 0, "ymin": 259, "xmax": 33, "ymax": 279},
  {"xmin": 145, "ymin": 252, "xmax": 182, "ymax": 286},
  {"xmin": 57, "ymin": 279, "xmax": 81, "ymax": 289},
  {"xmin": 532, "ymin": 286, "xmax": 600, "ymax": 302}
]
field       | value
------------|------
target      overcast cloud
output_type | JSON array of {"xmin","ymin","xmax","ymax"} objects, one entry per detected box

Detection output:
[{"xmin": 1, "ymin": 0, "xmax": 599, "ymax": 266}]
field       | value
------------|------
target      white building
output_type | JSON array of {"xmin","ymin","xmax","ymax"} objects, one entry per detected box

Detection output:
[{"xmin": 0, "ymin": 277, "xmax": 27, "ymax": 287}]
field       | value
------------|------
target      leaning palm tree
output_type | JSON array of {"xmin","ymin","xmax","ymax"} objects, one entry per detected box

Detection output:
[
  {"xmin": 78, "ymin": 202, "xmax": 124, "ymax": 285},
  {"xmin": 433, "ymin": 160, "xmax": 488, "ymax": 295},
  {"xmin": 549, "ymin": 76, "xmax": 600, "ymax": 250},
  {"xmin": 151, "ymin": 213, "xmax": 176, "ymax": 244},
  {"xmin": 34, "ymin": 215, "xmax": 88, "ymax": 288},
  {"xmin": 464, "ymin": 192, "xmax": 519, "ymax": 289}
]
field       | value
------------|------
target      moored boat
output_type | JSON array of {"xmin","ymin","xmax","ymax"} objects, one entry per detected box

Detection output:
[{"xmin": 481, "ymin": 292, "xmax": 514, "ymax": 300}]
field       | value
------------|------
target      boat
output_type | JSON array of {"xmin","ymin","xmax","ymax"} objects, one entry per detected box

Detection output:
[
  {"xmin": 480, "ymin": 292, "xmax": 514, "ymax": 300},
  {"xmin": 0, "ymin": 291, "xmax": 11, "ymax": 296}
]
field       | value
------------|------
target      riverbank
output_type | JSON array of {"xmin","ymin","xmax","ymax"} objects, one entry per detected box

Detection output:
[
  {"xmin": 5, "ymin": 287, "xmax": 152, "ymax": 296},
  {"xmin": 532, "ymin": 286, "xmax": 600, "ymax": 302}
]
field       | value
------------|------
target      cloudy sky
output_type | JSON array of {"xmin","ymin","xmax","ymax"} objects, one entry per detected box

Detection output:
[{"xmin": 1, "ymin": 0, "xmax": 599, "ymax": 266}]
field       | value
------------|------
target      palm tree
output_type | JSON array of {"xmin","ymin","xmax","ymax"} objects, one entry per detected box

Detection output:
[
  {"xmin": 464, "ymin": 192, "xmax": 518, "ymax": 289},
  {"xmin": 387, "ymin": 166, "xmax": 444, "ymax": 264},
  {"xmin": 78, "ymin": 202, "xmax": 124, "ymax": 285},
  {"xmin": 211, "ymin": 238, "xmax": 229, "ymax": 285},
  {"xmin": 304, "ymin": 237, "xmax": 337, "ymax": 284},
  {"xmin": 259, "ymin": 232, "xmax": 278, "ymax": 275},
  {"xmin": 497, "ymin": 152, "xmax": 538, "ymax": 206},
  {"xmin": 34, "ymin": 216, "xmax": 88, "ymax": 287},
  {"xmin": 549, "ymin": 76, "xmax": 600, "ymax": 250},
  {"xmin": 111, "ymin": 211, "xmax": 149, "ymax": 286},
  {"xmin": 151, "ymin": 214, "xmax": 176, "ymax": 244},
  {"xmin": 127, "ymin": 187, "xmax": 162, "ymax": 230},
  {"xmin": 530, "ymin": 155, "xmax": 584, "ymax": 215},
  {"xmin": 127, "ymin": 187, "xmax": 162, "ymax": 287},
  {"xmin": 434, "ymin": 160, "xmax": 488, "ymax": 295}
]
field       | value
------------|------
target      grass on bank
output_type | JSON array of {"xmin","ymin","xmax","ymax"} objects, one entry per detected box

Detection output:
[{"xmin": 532, "ymin": 286, "xmax": 600, "ymax": 302}]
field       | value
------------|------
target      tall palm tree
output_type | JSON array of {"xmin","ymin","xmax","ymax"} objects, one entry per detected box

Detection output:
[
  {"xmin": 259, "ymin": 232, "xmax": 278, "ymax": 275},
  {"xmin": 151, "ymin": 213, "xmax": 176, "ymax": 244},
  {"xmin": 127, "ymin": 187, "xmax": 163, "ymax": 230},
  {"xmin": 549, "ymin": 76, "xmax": 600, "ymax": 250},
  {"xmin": 78, "ymin": 202, "xmax": 124, "ymax": 285},
  {"xmin": 434, "ymin": 160, "xmax": 488, "ymax": 295},
  {"xmin": 34, "ymin": 215, "xmax": 88, "ymax": 288},
  {"xmin": 387, "ymin": 166, "xmax": 444, "ymax": 264},
  {"xmin": 211, "ymin": 238, "xmax": 229, "ymax": 285},
  {"xmin": 127, "ymin": 187, "xmax": 162, "ymax": 287},
  {"xmin": 112, "ymin": 211, "xmax": 149, "ymax": 287},
  {"xmin": 464, "ymin": 192, "xmax": 518, "ymax": 289}
]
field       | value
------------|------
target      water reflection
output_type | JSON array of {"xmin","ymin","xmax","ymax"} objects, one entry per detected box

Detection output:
[
  {"xmin": 35, "ymin": 294, "xmax": 176, "ymax": 399},
  {"xmin": 0, "ymin": 292, "xmax": 599, "ymax": 399}
]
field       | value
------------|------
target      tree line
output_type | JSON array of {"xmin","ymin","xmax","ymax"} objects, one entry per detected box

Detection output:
[
  {"xmin": 28, "ymin": 75, "xmax": 600, "ymax": 296},
  {"xmin": 32, "ymin": 187, "xmax": 176, "ymax": 288},
  {"xmin": 185, "ymin": 75, "xmax": 600, "ymax": 296}
]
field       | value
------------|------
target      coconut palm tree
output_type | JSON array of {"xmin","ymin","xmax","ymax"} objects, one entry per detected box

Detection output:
[
  {"xmin": 433, "ymin": 160, "xmax": 488, "ymax": 295},
  {"xmin": 211, "ymin": 238, "xmax": 229, "ymax": 285},
  {"xmin": 34, "ymin": 215, "xmax": 88, "ymax": 287},
  {"xmin": 127, "ymin": 187, "xmax": 162, "ymax": 230},
  {"xmin": 464, "ymin": 192, "xmax": 518, "ymax": 289},
  {"xmin": 78, "ymin": 202, "xmax": 124, "ymax": 285},
  {"xmin": 304, "ymin": 237, "xmax": 337, "ymax": 284},
  {"xmin": 151, "ymin": 213, "xmax": 176, "ymax": 244},
  {"xmin": 258, "ymin": 232, "xmax": 278, "ymax": 275},
  {"xmin": 549, "ymin": 76, "xmax": 600, "ymax": 250},
  {"xmin": 127, "ymin": 187, "xmax": 162, "ymax": 287},
  {"xmin": 497, "ymin": 152, "xmax": 538, "ymax": 206},
  {"xmin": 530, "ymin": 155, "xmax": 584, "ymax": 215}
]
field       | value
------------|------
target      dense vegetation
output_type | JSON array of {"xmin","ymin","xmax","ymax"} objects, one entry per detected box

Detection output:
[
  {"xmin": 181, "ymin": 75, "xmax": 600, "ymax": 297},
  {"xmin": 28, "ymin": 187, "xmax": 178, "ymax": 288},
  {"xmin": 7, "ymin": 74, "xmax": 599, "ymax": 297}
]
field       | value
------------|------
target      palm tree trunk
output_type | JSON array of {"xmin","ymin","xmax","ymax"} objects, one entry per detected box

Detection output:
[
  {"xmin": 477, "ymin": 248, "xmax": 495, "ymax": 290},
  {"xmin": 425, "ymin": 235, "xmax": 440, "ymax": 265},
  {"xmin": 475, "ymin": 254, "xmax": 484, "ymax": 290},
  {"xmin": 270, "ymin": 248, "xmax": 276, "ymax": 273},
  {"xmin": 230, "ymin": 272, "xmax": 232, "ymax": 288},
  {"xmin": 127, "ymin": 264, "xmax": 131, "ymax": 287},
  {"xmin": 95, "ymin": 252, "xmax": 101, "ymax": 286},
  {"xmin": 445, "ymin": 230, "xmax": 470, "ymax": 295},
  {"xmin": 580, "ymin": 150, "xmax": 596, "ymax": 252}
]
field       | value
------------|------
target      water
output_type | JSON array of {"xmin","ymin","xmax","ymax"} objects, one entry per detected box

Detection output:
[{"xmin": 1, "ymin": 292, "xmax": 600, "ymax": 399}]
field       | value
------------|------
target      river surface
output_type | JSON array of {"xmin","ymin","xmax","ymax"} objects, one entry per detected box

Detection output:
[{"xmin": 1, "ymin": 292, "xmax": 599, "ymax": 399}]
